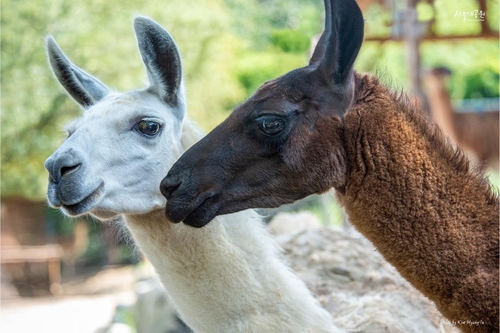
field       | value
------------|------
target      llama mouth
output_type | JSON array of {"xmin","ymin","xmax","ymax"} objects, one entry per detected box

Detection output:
[
  {"xmin": 183, "ymin": 201, "xmax": 220, "ymax": 228},
  {"xmin": 60, "ymin": 183, "xmax": 105, "ymax": 217},
  {"xmin": 165, "ymin": 192, "xmax": 220, "ymax": 228}
]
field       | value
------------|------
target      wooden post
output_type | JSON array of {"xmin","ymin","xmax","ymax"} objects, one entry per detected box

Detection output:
[
  {"xmin": 477, "ymin": 0, "xmax": 491, "ymax": 34},
  {"xmin": 404, "ymin": 0, "xmax": 428, "ymax": 112},
  {"xmin": 48, "ymin": 259, "xmax": 62, "ymax": 295}
]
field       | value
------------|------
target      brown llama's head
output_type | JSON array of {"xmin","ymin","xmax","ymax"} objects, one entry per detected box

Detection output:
[{"xmin": 161, "ymin": 0, "xmax": 364, "ymax": 227}]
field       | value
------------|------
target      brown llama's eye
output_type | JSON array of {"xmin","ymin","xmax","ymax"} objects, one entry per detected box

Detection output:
[
  {"xmin": 257, "ymin": 116, "xmax": 286, "ymax": 136},
  {"xmin": 137, "ymin": 120, "xmax": 161, "ymax": 137}
]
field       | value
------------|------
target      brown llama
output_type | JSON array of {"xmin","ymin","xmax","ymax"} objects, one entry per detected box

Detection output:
[
  {"xmin": 160, "ymin": 0, "xmax": 500, "ymax": 332},
  {"xmin": 423, "ymin": 67, "xmax": 499, "ymax": 171}
]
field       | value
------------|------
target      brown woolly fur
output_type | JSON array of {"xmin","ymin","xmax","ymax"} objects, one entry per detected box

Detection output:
[{"xmin": 339, "ymin": 73, "xmax": 499, "ymax": 332}]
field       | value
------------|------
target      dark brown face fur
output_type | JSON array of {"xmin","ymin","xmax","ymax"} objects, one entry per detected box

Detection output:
[
  {"xmin": 162, "ymin": 68, "xmax": 351, "ymax": 226},
  {"xmin": 161, "ymin": 0, "xmax": 364, "ymax": 227}
]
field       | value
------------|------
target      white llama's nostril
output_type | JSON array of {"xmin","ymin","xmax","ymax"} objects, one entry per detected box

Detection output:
[
  {"xmin": 60, "ymin": 163, "xmax": 81, "ymax": 177},
  {"xmin": 46, "ymin": 153, "xmax": 83, "ymax": 184}
]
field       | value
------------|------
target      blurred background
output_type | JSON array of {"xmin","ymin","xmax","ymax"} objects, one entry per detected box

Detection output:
[{"xmin": 1, "ymin": 0, "xmax": 498, "ymax": 332}]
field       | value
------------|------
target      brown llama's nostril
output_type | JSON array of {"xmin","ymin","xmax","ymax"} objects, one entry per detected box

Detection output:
[{"xmin": 160, "ymin": 176, "xmax": 181, "ymax": 200}]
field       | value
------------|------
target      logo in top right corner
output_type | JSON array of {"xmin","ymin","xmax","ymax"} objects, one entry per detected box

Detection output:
[{"xmin": 454, "ymin": 10, "xmax": 486, "ymax": 22}]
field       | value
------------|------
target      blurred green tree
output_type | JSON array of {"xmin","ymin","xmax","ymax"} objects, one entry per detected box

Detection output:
[
  {"xmin": 223, "ymin": 0, "xmax": 322, "ymax": 48},
  {"xmin": 1, "ymin": 0, "xmax": 245, "ymax": 199},
  {"xmin": 271, "ymin": 29, "xmax": 311, "ymax": 53},
  {"xmin": 2, "ymin": 0, "xmax": 498, "ymax": 201}
]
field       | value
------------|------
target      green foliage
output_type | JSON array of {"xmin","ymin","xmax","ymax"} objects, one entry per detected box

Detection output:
[
  {"xmin": 271, "ymin": 29, "xmax": 310, "ymax": 53},
  {"xmin": 460, "ymin": 69, "xmax": 499, "ymax": 100},
  {"xmin": 236, "ymin": 51, "xmax": 307, "ymax": 95},
  {"xmin": 356, "ymin": 41, "xmax": 409, "ymax": 89},
  {"xmin": 461, "ymin": 70, "xmax": 499, "ymax": 99},
  {"xmin": 362, "ymin": 4, "xmax": 392, "ymax": 38},
  {"xmin": 356, "ymin": 40, "xmax": 499, "ymax": 101},
  {"xmin": 420, "ymin": 40, "xmax": 499, "ymax": 100},
  {"xmin": 357, "ymin": 0, "xmax": 499, "ymax": 97},
  {"xmin": 1, "ymin": 0, "xmax": 244, "ymax": 199},
  {"xmin": 2, "ymin": 0, "xmax": 498, "ymax": 200},
  {"xmin": 434, "ymin": 0, "xmax": 482, "ymax": 35},
  {"xmin": 227, "ymin": 0, "xmax": 322, "ymax": 96},
  {"xmin": 222, "ymin": 0, "xmax": 322, "ymax": 49}
]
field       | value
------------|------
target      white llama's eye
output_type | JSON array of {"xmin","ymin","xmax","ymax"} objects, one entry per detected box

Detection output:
[
  {"xmin": 257, "ymin": 116, "xmax": 286, "ymax": 136},
  {"xmin": 137, "ymin": 120, "xmax": 161, "ymax": 137}
]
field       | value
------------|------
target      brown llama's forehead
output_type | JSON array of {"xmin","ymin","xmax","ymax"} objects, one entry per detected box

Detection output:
[
  {"xmin": 240, "ymin": 87, "xmax": 309, "ymax": 118},
  {"xmin": 250, "ymin": 83, "xmax": 286, "ymax": 104},
  {"xmin": 257, "ymin": 79, "xmax": 279, "ymax": 91},
  {"xmin": 250, "ymin": 68, "xmax": 318, "ymax": 104}
]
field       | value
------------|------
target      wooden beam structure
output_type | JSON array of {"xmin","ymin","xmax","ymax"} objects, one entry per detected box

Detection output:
[{"xmin": 365, "ymin": 31, "xmax": 499, "ymax": 42}]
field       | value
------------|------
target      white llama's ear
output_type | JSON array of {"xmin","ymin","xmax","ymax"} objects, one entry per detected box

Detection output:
[
  {"xmin": 134, "ymin": 17, "xmax": 185, "ymax": 119},
  {"xmin": 46, "ymin": 36, "xmax": 110, "ymax": 108}
]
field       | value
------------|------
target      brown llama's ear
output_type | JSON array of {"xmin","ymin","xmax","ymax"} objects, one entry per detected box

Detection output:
[
  {"xmin": 309, "ymin": 0, "xmax": 332, "ymax": 66},
  {"xmin": 313, "ymin": 0, "xmax": 364, "ymax": 84}
]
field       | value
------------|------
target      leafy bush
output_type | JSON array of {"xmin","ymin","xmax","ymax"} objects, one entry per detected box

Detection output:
[
  {"xmin": 235, "ymin": 50, "xmax": 307, "ymax": 95},
  {"xmin": 271, "ymin": 29, "xmax": 310, "ymax": 53},
  {"xmin": 462, "ymin": 70, "xmax": 499, "ymax": 99}
]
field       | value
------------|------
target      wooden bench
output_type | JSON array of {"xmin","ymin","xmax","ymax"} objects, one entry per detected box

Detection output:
[{"xmin": 1, "ymin": 244, "xmax": 64, "ymax": 294}]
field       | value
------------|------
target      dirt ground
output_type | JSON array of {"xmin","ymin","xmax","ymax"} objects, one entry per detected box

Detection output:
[{"xmin": 1, "ymin": 266, "xmax": 138, "ymax": 333}]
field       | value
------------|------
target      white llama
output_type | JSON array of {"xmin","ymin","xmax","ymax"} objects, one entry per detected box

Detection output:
[{"xmin": 45, "ymin": 17, "xmax": 335, "ymax": 333}]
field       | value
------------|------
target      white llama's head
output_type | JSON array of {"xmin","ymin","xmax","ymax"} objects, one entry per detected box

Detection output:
[{"xmin": 45, "ymin": 17, "xmax": 186, "ymax": 220}]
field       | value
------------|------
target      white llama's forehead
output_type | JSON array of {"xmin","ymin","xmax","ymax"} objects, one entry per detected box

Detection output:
[{"xmin": 64, "ymin": 90, "xmax": 181, "ymax": 133}]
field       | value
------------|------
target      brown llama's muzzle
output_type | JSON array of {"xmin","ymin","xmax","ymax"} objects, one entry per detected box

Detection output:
[{"xmin": 161, "ymin": 166, "xmax": 222, "ymax": 228}]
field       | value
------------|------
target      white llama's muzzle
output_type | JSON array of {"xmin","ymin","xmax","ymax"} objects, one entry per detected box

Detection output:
[{"xmin": 45, "ymin": 146, "xmax": 104, "ymax": 217}]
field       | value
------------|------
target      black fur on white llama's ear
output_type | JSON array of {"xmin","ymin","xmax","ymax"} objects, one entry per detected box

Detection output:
[
  {"xmin": 46, "ymin": 36, "xmax": 110, "ymax": 108},
  {"xmin": 134, "ymin": 16, "xmax": 185, "ymax": 120}
]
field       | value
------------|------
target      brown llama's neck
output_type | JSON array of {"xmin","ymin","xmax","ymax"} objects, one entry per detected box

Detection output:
[
  {"xmin": 337, "ymin": 73, "xmax": 499, "ymax": 333},
  {"xmin": 423, "ymin": 73, "xmax": 458, "ymax": 143}
]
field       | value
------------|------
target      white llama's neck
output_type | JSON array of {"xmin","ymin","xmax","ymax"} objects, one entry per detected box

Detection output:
[{"xmin": 124, "ymin": 209, "xmax": 337, "ymax": 333}]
